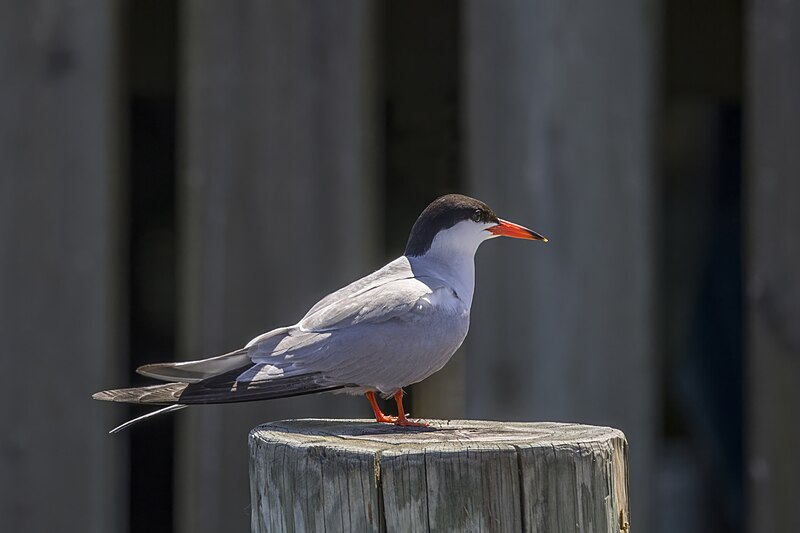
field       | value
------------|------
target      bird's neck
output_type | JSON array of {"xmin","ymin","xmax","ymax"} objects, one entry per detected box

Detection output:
[
  {"xmin": 409, "ymin": 249, "xmax": 477, "ymax": 308},
  {"xmin": 406, "ymin": 220, "xmax": 489, "ymax": 308}
]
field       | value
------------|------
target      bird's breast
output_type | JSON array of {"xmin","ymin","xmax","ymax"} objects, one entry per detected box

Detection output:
[{"xmin": 414, "ymin": 286, "xmax": 469, "ymax": 318}]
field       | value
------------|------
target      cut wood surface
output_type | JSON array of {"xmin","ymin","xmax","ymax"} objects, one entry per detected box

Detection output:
[{"xmin": 250, "ymin": 419, "xmax": 629, "ymax": 533}]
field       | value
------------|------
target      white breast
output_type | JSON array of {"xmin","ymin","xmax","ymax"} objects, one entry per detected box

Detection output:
[{"xmin": 414, "ymin": 286, "xmax": 466, "ymax": 316}]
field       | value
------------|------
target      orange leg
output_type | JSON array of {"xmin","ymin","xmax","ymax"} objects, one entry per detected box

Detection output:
[
  {"xmin": 366, "ymin": 391, "xmax": 397, "ymax": 423},
  {"xmin": 392, "ymin": 390, "xmax": 428, "ymax": 427}
]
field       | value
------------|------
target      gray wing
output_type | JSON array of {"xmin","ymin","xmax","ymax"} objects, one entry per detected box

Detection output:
[
  {"xmin": 244, "ymin": 275, "xmax": 449, "ymax": 382},
  {"xmin": 297, "ymin": 276, "xmax": 442, "ymax": 331},
  {"xmin": 93, "ymin": 269, "xmax": 454, "ymax": 410},
  {"xmin": 300, "ymin": 256, "xmax": 416, "ymax": 321},
  {"xmin": 240, "ymin": 256, "xmax": 415, "ymax": 348}
]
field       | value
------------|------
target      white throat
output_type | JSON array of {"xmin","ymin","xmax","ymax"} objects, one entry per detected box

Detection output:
[{"xmin": 407, "ymin": 220, "xmax": 495, "ymax": 307}]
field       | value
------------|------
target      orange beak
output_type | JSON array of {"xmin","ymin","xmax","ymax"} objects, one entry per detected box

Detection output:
[{"xmin": 487, "ymin": 218, "xmax": 548, "ymax": 242}]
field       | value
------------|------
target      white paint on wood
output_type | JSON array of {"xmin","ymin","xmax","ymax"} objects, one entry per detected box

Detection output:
[{"xmin": 250, "ymin": 419, "xmax": 629, "ymax": 532}]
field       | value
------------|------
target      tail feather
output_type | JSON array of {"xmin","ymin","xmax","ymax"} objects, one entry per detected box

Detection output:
[
  {"xmin": 109, "ymin": 405, "xmax": 187, "ymax": 434},
  {"xmin": 178, "ymin": 368, "xmax": 347, "ymax": 404},
  {"xmin": 136, "ymin": 348, "xmax": 251, "ymax": 383},
  {"xmin": 92, "ymin": 382, "xmax": 188, "ymax": 404},
  {"xmin": 92, "ymin": 368, "xmax": 345, "ymax": 407},
  {"xmin": 93, "ymin": 355, "xmax": 352, "ymax": 432}
]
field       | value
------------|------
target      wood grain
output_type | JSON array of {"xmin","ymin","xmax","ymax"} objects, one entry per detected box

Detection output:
[{"xmin": 250, "ymin": 419, "xmax": 629, "ymax": 532}]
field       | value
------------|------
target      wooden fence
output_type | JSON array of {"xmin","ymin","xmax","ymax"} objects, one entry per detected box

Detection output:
[{"xmin": 0, "ymin": 1, "xmax": 797, "ymax": 532}]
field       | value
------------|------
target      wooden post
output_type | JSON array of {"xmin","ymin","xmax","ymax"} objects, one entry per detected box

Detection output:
[{"xmin": 249, "ymin": 420, "xmax": 629, "ymax": 532}]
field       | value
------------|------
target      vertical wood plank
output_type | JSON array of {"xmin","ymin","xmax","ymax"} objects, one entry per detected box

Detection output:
[
  {"xmin": 517, "ymin": 436, "xmax": 630, "ymax": 533},
  {"xmin": 463, "ymin": 0, "xmax": 658, "ymax": 529},
  {"xmin": 250, "ymin": 437, "xmax": 382, "ymax": 532},
  {"xmin": 178, "ymin": 2, "xmax": 378, "ymax": 532},
  {"xmin": 746, "ymin": 1, "xmax": 800, "ymax": 531},
  {"xmin": 0, "ymin": 1, "xmax": 125, "ymax": 532}
]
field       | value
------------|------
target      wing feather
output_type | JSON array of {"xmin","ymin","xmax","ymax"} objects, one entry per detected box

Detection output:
[
  {"xmin": 176, "ymin": 366, "xmax": 349, "ymax": 404},
  {"xmin": 136, "ymin": 348, "xmax": 253, "ymax": 383},
  {"xmin": 101, "ymin": 262, "xmax": 454, "ymax": 408},
  {"xmin": 93, "ymin": 367, "xmax": 349, "ymax": 405},
  {"xmin": 297, "ymin": 276, "xmax": 446, "ymax": 333},
  {"xmin": 301, "ymin": 256, "xmax": 414, "ymax": 319},
  {"xmin": 239, "ymin": 276, "xmax": 453, "ymax": 390}
]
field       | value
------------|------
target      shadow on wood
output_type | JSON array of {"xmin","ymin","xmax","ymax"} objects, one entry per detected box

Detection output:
[{"xmin": 249, "ymin": 419, "xmax": 629, "ymax": 532}]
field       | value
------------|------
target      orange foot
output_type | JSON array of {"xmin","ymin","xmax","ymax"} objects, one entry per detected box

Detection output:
[
  {"xmin": 392, "ymin": 390, "xmax": 429, "ymax": 427},
  {"xmin": 376, "ymin": 413, "xmax": 399, "ymax": 424},
  {"xmin": 393, "ymin": 414, "xmax": 429, "ymax": 427},
  {"xmin": 365, "ymin": 390, "xmax": 429, "ymax": 426},
  {"xmin": 366, "ymin": 391, "xmax": 398, "ymax": 424}
]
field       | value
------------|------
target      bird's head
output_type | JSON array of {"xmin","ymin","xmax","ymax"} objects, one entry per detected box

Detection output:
[{"xmin": 404, "ymin": 194, "xmax": 547, "ymax": 259}]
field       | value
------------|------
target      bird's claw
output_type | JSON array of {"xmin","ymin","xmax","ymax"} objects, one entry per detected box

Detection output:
[{"xmin": 394, "ymin": 416, "xmax": 428, "ymax": 427}]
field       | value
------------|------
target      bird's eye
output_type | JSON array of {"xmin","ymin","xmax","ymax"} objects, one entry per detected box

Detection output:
[{"xmin": 471, "ymin": 209, "xmax": 482, "ymax": 222}]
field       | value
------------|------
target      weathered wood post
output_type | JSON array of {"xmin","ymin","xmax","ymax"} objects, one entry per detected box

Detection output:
[{"xmin": 249, "ymin": 419, "xmax": 629, "ymax": 532}]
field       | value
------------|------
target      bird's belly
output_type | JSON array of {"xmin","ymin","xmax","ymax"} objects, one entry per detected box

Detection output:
[{"xmin": 348, "ymin": 311, "xmax": 470, "ymax": 395}]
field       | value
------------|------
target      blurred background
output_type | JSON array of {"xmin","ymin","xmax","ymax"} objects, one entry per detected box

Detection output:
[{"xmin": 1, "ymin": 0, "xmax": 798, "ymax": 532}]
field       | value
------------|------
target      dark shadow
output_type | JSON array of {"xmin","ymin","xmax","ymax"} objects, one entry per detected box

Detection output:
[
  {"xmin": 124, "ymin": 1, "xmax": 178, "ymax": 532},
  {"xmin": 260, "ymin": 419, "xmax": 442, "ymax": 437}
]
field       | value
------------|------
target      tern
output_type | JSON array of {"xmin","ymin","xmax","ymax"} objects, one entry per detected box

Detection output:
[{"xmin": 94, "ymin": 194, "xmax": 547, "ymax": 432}]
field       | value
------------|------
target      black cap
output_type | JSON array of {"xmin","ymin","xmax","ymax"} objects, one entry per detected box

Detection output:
[{"xmin": 405, "ymin": 194, "xmax": 499, "ymax": 257}]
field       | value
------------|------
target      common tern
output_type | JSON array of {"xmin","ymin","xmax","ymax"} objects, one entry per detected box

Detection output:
[{"xmin": 94, "ymin": 194, "xmax": 547, "ymax": 431}]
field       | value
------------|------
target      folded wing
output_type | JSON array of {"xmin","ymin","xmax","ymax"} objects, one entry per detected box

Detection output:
[{"xmin": 95, "ymin": 262, "xmax": 446, "ymax": 406}]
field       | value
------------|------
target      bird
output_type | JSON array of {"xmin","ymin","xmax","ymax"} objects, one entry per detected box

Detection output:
[{"xmin": 93, "ymin": 194, "xmax": 547, "ymax": 432}]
